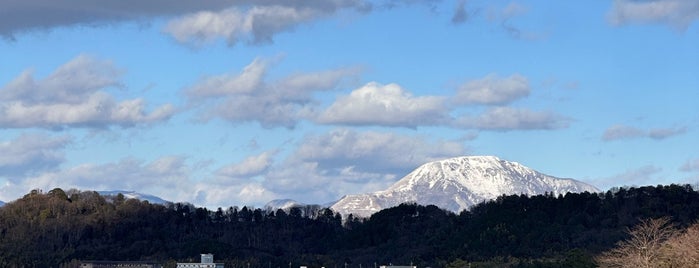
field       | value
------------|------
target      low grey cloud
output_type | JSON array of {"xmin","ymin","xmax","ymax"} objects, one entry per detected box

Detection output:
[
  {"xmin": 185, "ymin": 57, "xmax": 360, "ymax": 128},
  {"xmin": 317, "ymin": 82, "xmax": 449, "ymax": 128},
  {"xmin": 0, "ymin": 0, "xmax": 241, "ymax": 38},
  {"xmin": 608, "ymin": 0, "xmax": 699, "ymax": 31},
  {"xmin": 0, "ymin": 55, "xmax": 175, "ymax": 129},
  {"xmin": 602, "ymin": 124, "xmax": 687, "ymax": 141},
  {"xmin": 0, "ymin": 0, "xmax": 373, "ymax": 38},
  {"xmin": 454, "ymin": 73, "xmax": 530, "ymax": 105},
  {"xmin": 455, "ymin": 107, "xmax": 570, "ymax": 131},
  {"xmin": 0, "ymin": 133, "xmax": 70, "ymax": 179}
]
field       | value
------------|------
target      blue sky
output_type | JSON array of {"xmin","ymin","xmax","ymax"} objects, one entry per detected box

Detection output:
[{"xmin": 1, "ymin": 0, "xmax": 698, "ymax": 208}]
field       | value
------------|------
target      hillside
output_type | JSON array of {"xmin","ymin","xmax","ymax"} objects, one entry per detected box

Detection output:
[{"xmin": 1, "ymin": 185, "xmax": 698, "ymax": 267}]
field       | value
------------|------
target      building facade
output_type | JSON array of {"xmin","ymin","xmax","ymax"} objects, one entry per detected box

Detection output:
[{"xmin": 176, "ymin": 254, "xmax": 224, "ymax": 268}]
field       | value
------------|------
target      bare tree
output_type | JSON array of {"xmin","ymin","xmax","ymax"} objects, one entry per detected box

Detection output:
[
  {"xmin": 596, "ymin": 217, "xmax": 677, "ymax": 268},
  {"xmin": 662, "ymin": 222, "xmax": 699, "ymax": 267}
]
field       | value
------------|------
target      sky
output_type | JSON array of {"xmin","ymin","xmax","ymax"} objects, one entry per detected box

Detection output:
[{"xmin": 0, "ymin": 0, "xmax": 698, "ymax": 208}]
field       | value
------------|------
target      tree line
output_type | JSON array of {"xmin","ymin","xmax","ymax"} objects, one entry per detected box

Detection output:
[{"xmin": 1, "ymin": 184, "xmax": 699, "ymax": 267}]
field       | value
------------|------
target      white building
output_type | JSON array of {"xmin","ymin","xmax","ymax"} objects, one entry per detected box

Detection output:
[{"xmin": 176, "ymin": 254, "xmax": 224, "ymax": 268}]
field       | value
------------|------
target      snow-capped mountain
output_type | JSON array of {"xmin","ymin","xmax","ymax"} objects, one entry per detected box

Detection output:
[
  {"xmin": 264, "ymin": 199, "xmax": 305, "ymax": 211},
  {"xmin": 331, "ymin": 156, "xmax": 599, "ymax": 218},
  {"xmin": 97, "ymin": 190, "xmax": 170, "ymax": 205}
]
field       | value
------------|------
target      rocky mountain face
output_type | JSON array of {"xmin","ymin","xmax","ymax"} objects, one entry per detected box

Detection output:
[{"xmin": 331, "ymin": 156, "xmax": 599, "ymax": 218}]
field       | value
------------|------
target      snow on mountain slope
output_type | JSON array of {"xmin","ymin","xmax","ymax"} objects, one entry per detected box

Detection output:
[
  {"xmin": 331, "ymin": 156, "xmax": 599, "ymax": 218},
  {"xmin": 97, "ymin": 190, "xmax": 170, "ymax": 205},
  {"xmin": 264, "ymin": 199, "xmax": 305, "ymax": 211}
]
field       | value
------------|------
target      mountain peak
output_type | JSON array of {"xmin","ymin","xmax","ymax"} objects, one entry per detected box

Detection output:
[{"xmin": 332, "ymin": 156, "xmax": 598, "ymax": 217}]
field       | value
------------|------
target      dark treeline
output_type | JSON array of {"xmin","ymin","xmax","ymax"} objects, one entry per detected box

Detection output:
[{"xmin": 1, "ymin": 184, "xmax": 699, "ymax": 268}]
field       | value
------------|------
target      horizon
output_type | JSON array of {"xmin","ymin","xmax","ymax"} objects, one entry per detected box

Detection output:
[{"xmin": 1, "ymin": 0, "xmax": 698, "ymax": 208}]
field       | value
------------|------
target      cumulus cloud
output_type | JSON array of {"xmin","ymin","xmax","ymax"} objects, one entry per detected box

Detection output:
[
  {"xmin": 608, "ymin": 0, "xmax": 699, "ymax": 30},
  {"xmin": 317, "ymin": 82, "xmax": 449, "ymax": 127},
  {"xmin": 0, "ymin": 55, "xmax": 175, "ymax": 129},
  {"xmin": 602, "ymin": 124, "xmax": 687, "ymax": 141},
  {"xmin": 184, "ymin": 57, "xmax": 360, "ymax": 128},
  {"xmin": 454, "ymin": 74, "xmax": 530, "ymax": 105},
  {"xmin": 0, "ymin": 133, "xmax": 70, "ymax": 179},
  {"xmin": 455, "ymin": 107, "xmax": 569, "ymax": 131}
]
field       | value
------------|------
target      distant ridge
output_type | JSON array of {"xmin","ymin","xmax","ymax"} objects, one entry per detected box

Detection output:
[
  {"xmin": 97, "ymin": 190, "xmax": 170, "ymax": 205},
  {"xmin": 331, "ymin": 156, "xmax": 599, "ymax": 217}
]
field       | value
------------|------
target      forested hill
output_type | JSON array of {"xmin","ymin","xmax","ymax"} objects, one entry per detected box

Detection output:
[{"xmin": 2, "ymin": 185, "xmax": 699, "ymax": 267}]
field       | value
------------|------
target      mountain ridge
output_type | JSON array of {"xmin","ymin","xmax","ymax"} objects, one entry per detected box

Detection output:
[{"xmin": 331, "ymin": 155, "xmax": 598, "ymax": 217}]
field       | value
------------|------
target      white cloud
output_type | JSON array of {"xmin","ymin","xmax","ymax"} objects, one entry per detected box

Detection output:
[
  {"xmin": 217, "ymin": 128, "xmax": 468, "ymax": 204},
  {"xmin": 608, "ymin": 0, "xmax": 699, "ymax": 30},
  {"xmin": 602, "ymin": 124, "xmax": 646, "ymax": 141},
  {"xmin": 164, "ymin": 0, "xmax": 371, "ymax": 46},
  {"xmin": 0, "ymin": 55, "xmax": 175, "ymax": 129},
  {"xmin": 455, "ymin": 107, "xmax": 569, "ymax": 131},
  {"xmin": 291, "ymin": 128, "xmax": 466, "ymax": 175},
  {"xmin": 185, "ymin": 57, "xmax": 360, "ymax": 128},
  {"xmin": 0, "ymin": 156, "xmax": 192, "ymax": 204},
  {"xmin": 0, "ymin": 133, "xmax": 70, "ymax": 179},
  {"xmin": 217, "ymin": 151, "xmax": 275, "ymax": 178},
  {"xmin": 602, "ymin": 124, "xmax": 687, "ymax": 141},
  {"xmin": 185, "ymin": 58, "xmax": 267, "ymax": 99},
  {"xmin": 317, "ymin": 82, "xmax": 449, "ymax": 127},
  {"xmin": 455, "ymin": 74, "xmax": 530, "ymax": 105}
]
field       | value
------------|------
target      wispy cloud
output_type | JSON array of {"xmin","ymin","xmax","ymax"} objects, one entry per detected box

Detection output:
[
  {"xmin": 454, "ymin": 73, "xmax": 530, "ymax": 105},
  {"xmin": 608, "ymin": 0, "xmax": 699, "ymax": 31},
  {"xmin": 455, "ymin": 107, "xmax": 570, "ymax": 131},
  {"xmin": 0, "ymin": 133, "xmax": 70, "ymax": 179},
  {"xmin": 184, "ymin": 57, "xmax": 361, "ymax": 128},
  {"xmin": 602, "ymin": 124, "xmax": 687, "ymax": 141}
]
